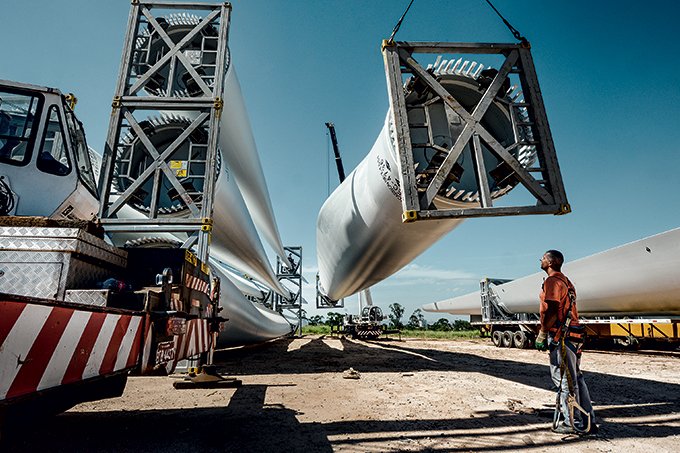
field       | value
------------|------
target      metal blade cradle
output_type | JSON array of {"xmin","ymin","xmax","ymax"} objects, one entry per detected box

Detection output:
[
  {"xmin": 383, "ymin": 40, "xmax": 569, "ymax": 221},
  {"xmin": 317, "ymin": 41, "xmax": 569, "ymax": 302}
]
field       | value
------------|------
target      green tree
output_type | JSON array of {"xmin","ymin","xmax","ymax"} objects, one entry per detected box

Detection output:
[
  {"xmin": 325, "ymin": 311, "xmax": 345, "ymax": 326},
  {"xmin": 308, "ymin": 315, "xmax": 324, "ymax": 326},
  {"xmin": 407, "ymin": 308, "xmax": 426, "ymax": 329},
  {"xmin": 388, "ymin": 303, "xmax": 405, "ymax": 329},
  {"xmin": 453, "ymin": 319, "xmax": 472, "ymax": 331},
  {"xmin": 430, "ymin": 318, "xmax": 452, "ymax": 331}
]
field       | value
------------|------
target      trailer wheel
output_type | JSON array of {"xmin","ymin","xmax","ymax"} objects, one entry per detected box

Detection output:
[
  {"xmin": 501, "ymin": 330, "xmax": 514, "ymax": 348},
  {"xmin": 513, "ymin": 331, "xmax": 529, "ymax": 349},
  {"xmin": 491, "ymin": 330, "xmax": 503, "ymax": 347},
  {"xmin": 616, "ymin": 335, "xmax": 641, "ymax": 350}
]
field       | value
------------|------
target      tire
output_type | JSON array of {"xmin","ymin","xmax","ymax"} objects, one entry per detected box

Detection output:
[
  {"xmin": 501, "ymin": 330, "xmax": 514, "ymax": 348},
  {"xmin": 616, "ymin": 335, "xmax": 641, "ymax": 350},
  {"xmin": 513, "ymin": 331, "xmax": 529, "ymax": 349},
  {"xmin": 491, "ymin": 330, "xmax": 503, "ymax": 347}
]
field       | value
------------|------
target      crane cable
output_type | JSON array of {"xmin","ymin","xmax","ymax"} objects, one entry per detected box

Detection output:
[
  {"xmin": 482, "ymin": 0, "xmax": 528, "ymax": 44},
  {"xmin": 388, "ymin": 0, "xmax": 416, "ymax": 43}
]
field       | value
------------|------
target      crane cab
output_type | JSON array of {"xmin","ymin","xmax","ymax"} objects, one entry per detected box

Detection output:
[{"xmin": 0, "ymin": 80, "xmax": 98, "ymax": 219}]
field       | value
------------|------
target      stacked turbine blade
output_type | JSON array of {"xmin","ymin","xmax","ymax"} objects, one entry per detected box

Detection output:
[
  {"xmin": 211, "ymin": 262, "xmax": 293, "ymax": 347},
  {"xmin": 423, "ymin": 228, "xmax": 680, "ymax": 316}
]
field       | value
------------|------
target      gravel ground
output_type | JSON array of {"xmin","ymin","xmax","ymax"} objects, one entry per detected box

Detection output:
[{"xmin": 4, "ymin": 335, "xmax": 680, "ymax": 452}]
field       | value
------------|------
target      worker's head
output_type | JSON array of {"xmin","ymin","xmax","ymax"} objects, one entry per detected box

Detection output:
[{"xmin": 540, "ymin": 249, "xmax": 564, "ymax": 271}]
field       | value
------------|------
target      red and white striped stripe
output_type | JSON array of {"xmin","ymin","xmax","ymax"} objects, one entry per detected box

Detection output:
[
  {"xmin": 165, "ymin": 319, "xmax": 210, "ymax": 373},
  {"xmin": 0, "ymin": 301, "xmax": 144, "ymax": 402},
  {"xmin": 170, "ymin": 296, "xmax": 183, "ymax": 312},
  {"xmin": 184, "ymin": 274, "xmax": 210, "ymax": 295}
]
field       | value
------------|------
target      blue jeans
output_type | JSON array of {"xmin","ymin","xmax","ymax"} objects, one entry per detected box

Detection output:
[{"xmin": 549, "ymin": 338, "xmax": 596, "ymax": 430}]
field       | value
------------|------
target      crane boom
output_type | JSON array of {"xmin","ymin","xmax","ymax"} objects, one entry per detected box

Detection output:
[
  {"xmin": 325, "ymin": 122, "xmax": 346, "ymax": 182},
  {"xmin": 324, "ymin": 122, "xmax": 374, "ymax": 310}
]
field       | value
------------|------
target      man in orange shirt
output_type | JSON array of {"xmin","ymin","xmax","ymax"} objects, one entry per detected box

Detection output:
[{"xmin": 535, "ymin": 250, "xmax": 597, "ymax": 435}]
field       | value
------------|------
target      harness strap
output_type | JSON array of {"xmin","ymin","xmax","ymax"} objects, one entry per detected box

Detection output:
[{"xmin": 548, "ymin": 275, "xmax": 577, "ymax": 341}]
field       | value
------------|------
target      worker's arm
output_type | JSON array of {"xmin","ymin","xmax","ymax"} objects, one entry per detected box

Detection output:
[
  {"xmin": 539, "ymin": 299, "xmax": 559, "ymax": 333},
  {"xmin": 535, "ymin": 299, "xmax": 557, "ymax": 350}
]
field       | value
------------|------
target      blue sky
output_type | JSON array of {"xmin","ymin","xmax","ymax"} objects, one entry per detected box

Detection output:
[{"xmin": 2, "ymin": 1, "xmax": 678, "ymax": 322}]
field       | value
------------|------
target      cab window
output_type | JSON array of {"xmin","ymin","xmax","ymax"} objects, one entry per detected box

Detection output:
[
  {"xmin": 37, "ymin": 105, "xmax": 71, "ymax": 176},
  {"xmin": 0, "ymin": 91, "xmax": 40, "ymax": 165},
  {"xmin": 64, "ymin": 105, "xmax": 97, "ymax": 195}
]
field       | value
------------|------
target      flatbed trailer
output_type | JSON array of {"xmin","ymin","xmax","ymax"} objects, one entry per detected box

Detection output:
[
  {"xmin": 473, "ymin": 317, "xmax": 680, "ymax": 349},
  {"xmin": 472, "ymin": 278, "xmax": 680, "ymax": 349}
]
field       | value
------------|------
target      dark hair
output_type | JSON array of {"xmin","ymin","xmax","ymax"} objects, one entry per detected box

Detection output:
[{"xmin": 545, "ymin": 250, "xmax": 564, "ymax": 268}]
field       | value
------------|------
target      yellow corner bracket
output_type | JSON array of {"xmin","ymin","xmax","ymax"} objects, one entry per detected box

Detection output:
[
  {"xmin": 381, "ymin": 39, "xmax": 396, "ymax": 51},
  {"xmin": 402, "ymin": 210, "xmax": 418, "ymax": 223},
  {"xmin": 214, "ymin": 98, "xmax": 224, "ymax": 118},
  {"xmin": 557, "ymin": 203, "xmax": 572, "ymax": 215},
  {"xmin": 65, "ymin": 94, "xmax": 78, "ymax": 110}
]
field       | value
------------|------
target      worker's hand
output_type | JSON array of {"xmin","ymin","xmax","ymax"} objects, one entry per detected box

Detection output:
[{"xmin": 535, "ymin": 330, "xmax": 548, "ymax": 351}]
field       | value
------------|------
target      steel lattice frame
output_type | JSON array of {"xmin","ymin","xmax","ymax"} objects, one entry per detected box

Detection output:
[
  {"xmin": 98, "ymin": 1, "xmax": 231, "ymax": 264},
  {"xmin": 273, "ymin": 246, "xmax": 303, "ymax": 336},
  {"xmin": 382, "ymin": 41, "xmax": 570, "ymax": 222},
  {"xmin": 316, "ymin": 273, "xmax": 344, "ymax": 310}
]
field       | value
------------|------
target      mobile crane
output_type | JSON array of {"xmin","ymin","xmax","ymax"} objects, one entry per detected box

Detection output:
[
  {"xmin": 0, "ymin": 78, "xmax": 221, "ymax": 423},
  {"xmin": 0, "ymin": 2, "xmax": 235, "ymax": 426}
]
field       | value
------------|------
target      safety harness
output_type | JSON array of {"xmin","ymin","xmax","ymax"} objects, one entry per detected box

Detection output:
[{"xmin": 551, "ymin": 276, "xmax": 591, "ymax": 435}]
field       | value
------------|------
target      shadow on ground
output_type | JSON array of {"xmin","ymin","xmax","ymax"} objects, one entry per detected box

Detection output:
[
  {"xmin": 215, "ymin": 336, "xmax": 680, "ymax": 417},
  {"xmin": 0, "ymin": 384, "xmax": 631, "ymax": 453},
  {"xmin": 2, "ymin": 383, "xmax": 329, "ymax": 452},
  {"xmin": 3, "ymin": 336, "xmax": 678, "ymax": 452}
]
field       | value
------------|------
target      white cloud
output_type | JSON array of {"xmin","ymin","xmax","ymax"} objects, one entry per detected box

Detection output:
[{"xmin": 381, "ymin": 263, "xmax": 478, "ymax": 286}]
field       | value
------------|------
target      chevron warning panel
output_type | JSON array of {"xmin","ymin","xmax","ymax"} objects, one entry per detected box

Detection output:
[{"xmin": 0, "ymin": 300, "xmax": 145, "ymax": 402}]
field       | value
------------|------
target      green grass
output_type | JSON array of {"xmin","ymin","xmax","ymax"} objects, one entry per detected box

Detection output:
[
  {"xmin": 301, "ymin": 325, "xmax": 481, "ymax": 340},
  {"xmin": 399, "ymin": 329, "xmax": 481, "ymax": 340},
  {"xmin": 301, "ymin": 325, "xmax": 332, "ymax": 335}
]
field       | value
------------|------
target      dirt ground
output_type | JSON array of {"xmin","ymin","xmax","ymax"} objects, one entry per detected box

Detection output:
[{"xmin": 6, "ymin": 335, "xmax": 680, "ymax": 452}]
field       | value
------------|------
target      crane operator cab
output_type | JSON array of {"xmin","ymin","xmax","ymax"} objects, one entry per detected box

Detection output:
[{"xmin": 0, "ymin": 80, "xmax": 99, "ymax": 219}]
